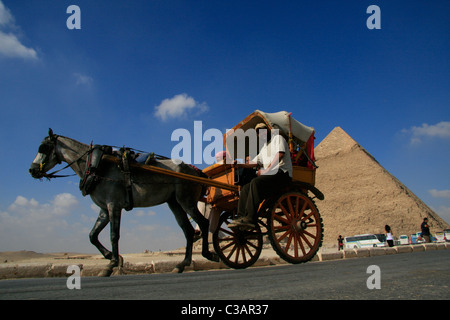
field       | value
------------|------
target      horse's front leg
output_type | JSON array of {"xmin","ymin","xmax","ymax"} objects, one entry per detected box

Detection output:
[
  {"xmin": 99, "ymin": 204, "xmax": 123, "ymax": 277},
  {"xmin": 89, "ymin": 208, "xmax": 112, "ymax": 260}
]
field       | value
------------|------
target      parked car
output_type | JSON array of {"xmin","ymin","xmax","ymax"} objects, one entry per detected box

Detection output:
[
  {"xmin": 435, "ymin": 232, "xmax": 445, "ymax": 243},
  {"xmin": 375, "ymin": 233, "xmax": 386, "ymax": 246},
  {"xmin": 444, "ymin": 229, "xmax": 450, "ymax": 242},
  {"xmin": 399, "ymin": 234, "xmax": 409, "ymax": 245},
  {"xmin": 416, "ymin": 232, "xmax": 425, "ymax": 243},
  {"xmin": 411, "ymin": 233, "xmax": 426, "ymax": 244}
]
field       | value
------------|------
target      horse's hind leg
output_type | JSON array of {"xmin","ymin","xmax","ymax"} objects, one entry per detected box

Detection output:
[
  {"xmin": 89, "ymin": 208, "xmax": 112, "ymax": 260},
  {"xmin": 167, "ymin": 199, "xmax": 194, "ymax": 273},
  {"xmin": 178, "ymin": 200, "xmax": 220, "ymax": 263}
]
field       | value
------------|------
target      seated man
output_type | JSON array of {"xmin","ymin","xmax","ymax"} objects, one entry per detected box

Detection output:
[
  {"xmin": 235, "ymin": 155, "xmax": 257, "ymax": 186},
  {"xmin": 229, "ymin": 123, "xmax": 292, "ymax": 229}
]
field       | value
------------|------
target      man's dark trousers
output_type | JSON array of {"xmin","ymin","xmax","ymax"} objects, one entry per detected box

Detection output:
[{"xmin": 238, "ymin": 169, "xmax": 291, "ymax": 222}]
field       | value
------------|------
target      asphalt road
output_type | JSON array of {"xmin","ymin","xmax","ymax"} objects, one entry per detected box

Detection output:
[{"xmin": 1, "ymin": 250, "xmax": 448, "ymax": 302}]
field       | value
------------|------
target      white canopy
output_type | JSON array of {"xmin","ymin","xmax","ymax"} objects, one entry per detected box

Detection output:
[
  {"xmin": 225, "ymin": 110, "xmax": 315, "ymax": 159},
  {"xmin": 255, "ymin": 110, "xmax": 314, "ymax": 144}
]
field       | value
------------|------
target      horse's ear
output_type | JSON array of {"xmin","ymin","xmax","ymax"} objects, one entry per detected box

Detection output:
[{"xmin": 49, "ymin": 128, "xmax": 54, "ymax": 137}]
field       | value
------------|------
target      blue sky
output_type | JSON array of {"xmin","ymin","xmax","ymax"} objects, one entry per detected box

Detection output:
[{"xmin": 0, "ymin": 1, "xmax": 448, "ymax": 253}]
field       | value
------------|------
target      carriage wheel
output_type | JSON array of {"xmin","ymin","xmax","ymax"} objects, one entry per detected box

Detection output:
[
  {"xmin": 268, "ymin": 191, "xmax": 323, "ymax": 264},
  {"xmin": 212, "ymin": 211, "xmax": 263, "ymax": 269}
]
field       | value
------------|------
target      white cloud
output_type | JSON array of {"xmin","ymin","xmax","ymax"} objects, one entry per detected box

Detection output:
[
  {"xmin": 0, "ymin": 31, "xmax": 37, "ymax": 60},
  {"xmin": 429, "ymin": 189, "xmax": 450, "ymax": 199},
  {"xmin": 0, "ymin": 0, "xmax": 13, "ymax": 26},
  {"xmin": 74, "ymin": 72, "xmax": 94, "ymax": 86},
  {"xmin": 0, "ymin": 0, "xmax": 38, "ymax": 60},
  {"xmin": 0, "ymin": 193, "xmax": 82, "ymax": 251},
  {"xmin": 53, "ymin": 193, "xmax": 79, "ymax": 211},
  {"xmin": 0, "ymin": 193, "xmax": 184, "ymax": 253},
  {"xmin": 5, "ymin": 193, "xmax": 78, "ymax": 221},
  {"xmin": 154, "ymin": 93, "xmax": 208, "ymax": 121},
  {"xmin": 402, "ymin": 121, "xmax": 450, "ymax": 144},
  {"xmin": 135, "ymin": 209, "xmax": 157, "ymax": 217},
  {"xmin": 434, "ymin": 206, "xmax": 450, "ymax": 225}
]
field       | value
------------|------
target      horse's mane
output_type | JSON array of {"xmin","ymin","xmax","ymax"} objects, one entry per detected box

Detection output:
[{"xmin": 56, "ymin": 135, "xmax": 90, "ymax": 152}]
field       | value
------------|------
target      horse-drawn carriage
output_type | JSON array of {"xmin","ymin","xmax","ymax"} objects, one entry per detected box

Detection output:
[
  {"xmin": 29, "ymin": 110, "xmax": 324, "ymax": 275},
  {"xmin": 202, "ymin": 110, "xmax": 324, "ymax": 269}
]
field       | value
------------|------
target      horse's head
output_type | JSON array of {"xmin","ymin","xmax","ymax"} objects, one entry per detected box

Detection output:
[{"xmin": 29, "ymin": 128, "xmax": 62, "ymax": 179}]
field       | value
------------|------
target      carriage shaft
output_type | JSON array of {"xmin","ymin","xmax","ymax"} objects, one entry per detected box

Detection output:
[{"xmin": 103, "ymin": 155, "xmax": 240, "ymax": 192}]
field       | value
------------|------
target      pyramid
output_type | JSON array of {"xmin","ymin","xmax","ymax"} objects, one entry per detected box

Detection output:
[{"xmin": 314, "ymin": 127, "xmax": 449, "ymax": 246}]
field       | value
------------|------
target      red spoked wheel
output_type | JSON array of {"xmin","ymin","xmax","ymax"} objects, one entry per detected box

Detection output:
[
  {"xmin": 268, "ymin": 192, "xmax": 323, "ymax": 264},
  {"xmin": 212, "ymin": 211, "xmax": 263, "ymax": 269}
]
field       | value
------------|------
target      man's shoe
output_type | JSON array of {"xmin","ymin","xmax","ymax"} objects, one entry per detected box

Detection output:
[{"xmin": 228, "ymin": 218, "xmax": 255, "ymax": 230}]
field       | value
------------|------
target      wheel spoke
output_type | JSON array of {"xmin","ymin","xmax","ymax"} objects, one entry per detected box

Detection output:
[
  {"xmin": 245, "ymin": 240, "xmax": 259, "ymax": 251},
  {"xmin": 299, "ymin": 200, "xmax": 308, "ymax": 217},
  {"xmin": 273, "ymin": 224, "xmax": 290, "ymax": 231},
  {"xmin": 303, "ymin": 229, "xmax": 317, "ymax": 240},
  {"xmin": 287, "ymin": 196, "xmax": 295, "ymax": 219},
  {"xmin": 221, "ymin": 240, "xmax": 236, "ymax": 251},
  {"xmin": 293, "ymin": 233, "xmax": 299, "ymax": 258},
  {"xmin": 273, "ymin": 214, "xmax": 290, "ymax": 225},
  {"xmin": 278, "ymin": 202, "xmax": 293, "ymax": 222},
  {"xmin": 295, "ymin": 196, "xmax": 300, "ymax": 217},
  {"xmin": 219, "ymin": 227, "xmax": 234, "ymax": 236},
  {"xmin": 219, "ymin": 235, "xmax": 236, "ymax": 242},
  {"xmin": 233, "ymin": 246, "xmax": 241, "ymax": 264},
  {"xmin": 226, "ymin": 244, "xmax": 238, "ymax": 260},
  {"xmin": 300, "ymin": 210, "xmax": 315, "ymax": 222},
  {"xmin": 297, "ymin": 233, "xmax": 306, "ymax": 256},
  {"xmin": 284, "ymin": 232, "xmax": 294, "ymax": 254},
  {"xmin": 299, "ymin": 232, "xmax": 313, "ymax": 249},
  {"xmin": 277, "ymin": 229, "xmax": 291, "ymax": 242},
  {"xmin": 241, "ymin": 246, "xmax": 249, "ymax": 263}
]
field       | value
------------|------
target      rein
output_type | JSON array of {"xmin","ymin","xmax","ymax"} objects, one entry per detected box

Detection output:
[{"xmin": 42, "ymin": 148, "xmax": 91, "ymax": 180}]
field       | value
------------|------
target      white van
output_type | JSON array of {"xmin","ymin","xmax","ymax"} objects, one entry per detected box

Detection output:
[
  {"xmin": 344, "ymin": 234, "xmax": 386, "ymax": 249},
  {"xmin": 444, "ymin": 229, "xmax": 450, "ymax": 242},
  {"xmin": 399, "ymin": 235, "xmax": 409, "ymax": 245},
  {"xmin": 435, "ymin": 232, "xmax": 445, "ymax": 243}
]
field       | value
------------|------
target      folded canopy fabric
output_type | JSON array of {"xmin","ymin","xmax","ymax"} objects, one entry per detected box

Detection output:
[
  {"xmin": 254, "ymin": 110, "xmax": 314, "ymax": 144},
  {"xmin": 226, "ymin": 110, "xmax": 314, "ymax": 144},
  {"xmin": 224, "ymin": 110, "xmax": 315, "ymax": 162}
]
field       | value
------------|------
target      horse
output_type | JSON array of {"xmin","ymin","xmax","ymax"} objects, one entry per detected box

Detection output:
[{"xmin": 29, "ymin": 129, "xmax": 219, "ymax": 276}]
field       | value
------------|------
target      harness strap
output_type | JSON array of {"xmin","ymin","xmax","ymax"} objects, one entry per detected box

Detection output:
[
  {"xmin": 44, "ymin": 148, "xmax": 91, "ymax": 179},
  {"xmin": 79, "ymin": 143, "xmax": 103, "ymax": 196},
  {"xmin": 121, "ymin": 150, "xmax": 134, "ymax": 211}
]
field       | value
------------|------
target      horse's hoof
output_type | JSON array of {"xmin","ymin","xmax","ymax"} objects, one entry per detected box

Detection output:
[
  {"xmin": 112, "ymin": 266, "xmax": 124, "ymax": 276},
  {"xmin": 98, "ymin": 268, "xmax": 113, "ymax": 277},
  {"xmin": 204, "ymin": 252, "xmax": 220, "ymax": 262},
  {"xmin": 210, "ymin": 253, "xmax": 220, "ymax": 262},
  {"xmin": 172, "ymin": 267, "xmax": 183, "ymax": 273}
]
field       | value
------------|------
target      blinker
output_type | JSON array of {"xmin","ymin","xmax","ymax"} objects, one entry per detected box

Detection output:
[{"xmin": 39, "ymin": 143, "xmax": 51, "ymax": 154}]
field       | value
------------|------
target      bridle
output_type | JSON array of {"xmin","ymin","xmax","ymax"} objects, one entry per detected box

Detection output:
[{"xmin": 37, "ymin": 135, "xmax": 91, "ymax": 179}]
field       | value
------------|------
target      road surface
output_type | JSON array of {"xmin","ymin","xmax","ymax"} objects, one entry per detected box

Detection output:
[{"xmin": 1, "ymin": 250, "xmax": 448, "ymax": 303}]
